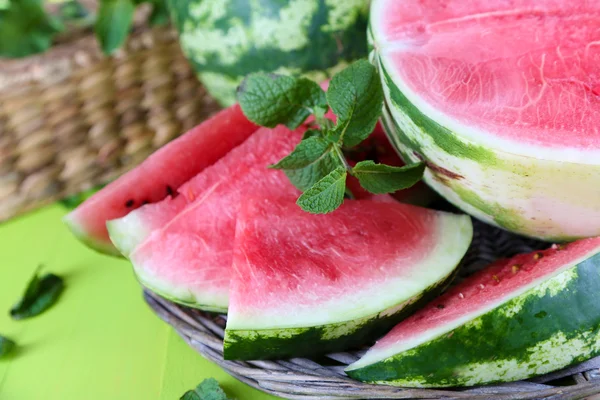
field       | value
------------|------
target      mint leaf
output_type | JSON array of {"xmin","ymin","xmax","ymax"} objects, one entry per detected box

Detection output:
[
  {"xmin": 148, "ymin": 0, "xmax": 169, "ymax": 25},
  {"xmin": 238, "ymin": 74, "xmax": 327, "ymax": 129},
  {"xmin": 271, "ymin": 136, "xmax": 331, "ymax": 170},
  {"xmin": 285, "ymin": 149, "xmax": 343, "ymax": 191},
  {"xmin": 327, "ymin": 59, "xmax": 384, "ymax": 147},
  {"xmin": 180, "ymin": 378, "xmax": 229, "ymax": 400},
  {"xmin": 95, "ymin": 0, "xmax": 135, "ymax": 55},
  {"xmin": 352, "ymin": 161, "xmax": 425, "ymax": 194},
  {"xmin": 0, "ymin": 0, "xmax": 64, "ymax": 58},
  {"xmin": 297, "ymin": 166, "xmax": 347, "ymax": 214},
  {"xmin": 0, "ymin": 335, "xmax": 15, "ymax": 358},
  {"xmin": 10, "ymin": 265, "xmax": 64, "ymax": 320}
]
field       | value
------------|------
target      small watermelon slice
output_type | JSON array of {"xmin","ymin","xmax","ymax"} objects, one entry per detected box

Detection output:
[
  {"xmin": 108, "ymin": 126, "xmax": 302, "ymax": 311},
  {"xmin": 347, "ymin": 238, "xmax": 600, "ymax": 387},
  {"xmin": 223, "ymin": 197, "xmax": 473, "ymax": 360},
  {"xmin": 64, "ymin": 105, "xmax": 258, "ymax": 256}
]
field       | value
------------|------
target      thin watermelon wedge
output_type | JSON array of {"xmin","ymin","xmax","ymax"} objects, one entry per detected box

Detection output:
[
  {"xmin": 64, "ymin": 105, "xmax": 258, "ymax": 256},
  {"xmin": 108, "ymin": 126, "xmax": 302, "ymax": 311},
  {"xmin": 347, "ymin": 237, "xmax": 600, "ymax": 387},
  {"xmin": 223, "ymin": 196, "xmax": 473, "ymax": 360}
]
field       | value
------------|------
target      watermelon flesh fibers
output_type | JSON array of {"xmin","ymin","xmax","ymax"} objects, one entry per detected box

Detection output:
[
  {"xmin": 108, "ymin": 126, "xmax": 302, "ymax": 311},
  {"xmin": 223, "ymin": 196, "xmax": 473, "ymax": 360},
  {"xmin": 347, "ymin": 237, "xmax": 600, "ymax": 386},
  {"xmin": 371, "ymin": 0, "xmax": 600, "ymax": 240},
  {"xmin": 64, "ymin": 105, "xmax": 258, "ymax": 256}
]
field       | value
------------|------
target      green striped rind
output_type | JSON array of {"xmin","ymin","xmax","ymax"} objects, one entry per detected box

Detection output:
[
  {"xmin": 141, "ymin": 280, "xmax": 228, "ymax": 314},
  {"xmin": 223, "ymin": 271, "xmax": 457, "ymax": 360},
  {"xmin": 62, "ymin": 215, "xmax": 122, "ymax": 257},
  {"xmin": 168, "ymin": 0, "xmax": 369, "ymax": 105},
  {"xmin": 346, "ymin": 252, "xmax": 600, "ymax": 387},
  {"xmin": 374, "ymin": 51, "xmax": 600, "ymax": 241}
]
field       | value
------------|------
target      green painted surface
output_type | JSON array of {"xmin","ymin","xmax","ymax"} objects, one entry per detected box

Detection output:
[
  {"xmin": 0, "ymin": 205, "xmax": 277, "ymax": 399},
  {"xmin": 168, "ymin": 0, "xmax": 369, "ymax": 105},
  {"xmin": 347, "ymin": 253, "xmax": 600, "ymax": 387}
]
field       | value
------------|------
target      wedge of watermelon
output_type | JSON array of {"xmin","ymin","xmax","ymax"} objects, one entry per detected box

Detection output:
[
  {"xmin": 64, "ymin": 105, "xmax": 258, "ymax": 256},
  {"xmin": 223, "ymin": 197, "xmax": 473, "ymax": 360},
  {"xmin": 347, "ymin": 237, "xmax": 600, "ymax": 387},
  {"xmin": 370, "ymin": 0, "xmax": 600, "ymax": 240},
  {"xmin": 108, "ymin": 126, "xmax": 302, "ymax": 311}
]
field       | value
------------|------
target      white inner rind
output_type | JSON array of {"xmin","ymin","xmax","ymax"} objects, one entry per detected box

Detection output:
[
  {"xmin": 226, "ymin": 212, "xmax": 473, "ymax": 330},
  {"xmin": 346, "ymin": 243, "xmax": 600, "ymax": 371},
  {"xmin": 370, "ymin": 0, "xmax": 600, "ymax": 164}
]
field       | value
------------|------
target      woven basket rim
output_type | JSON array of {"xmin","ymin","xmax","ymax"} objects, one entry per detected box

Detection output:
[{"xmin": 142, "ymin": 220, "xmax": 600, "ymax": 400}]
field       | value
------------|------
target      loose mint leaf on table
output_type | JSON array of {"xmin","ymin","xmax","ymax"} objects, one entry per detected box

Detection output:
[
  {"xmin": 297, "ymin": 166, "xmax": 347, "ymax": 214},
  {"xmin": 352, "ymin": 161, "xmax": 426, "ymax": 194},
  {"xmin": 0, "ymin": 335, "xmax": 15, "ymax": 358},
  {"xmin": 238, "ymin": 74, "xmax": 328, "ymax": 129},
  {"xmin": 327, "ymin": 59, "xmax": 384, "ymax": 147},
  {"xmin": 95, "ymin": 0, "xmax": 135, "ymax": 55},
  {"xmin": 237, "ymin": 58, "xmax": 424, "ymax": 214},
  {"xmin": 10, "ymin": 265, "xmax": 64, "ymax": 320},
  {"xmin": 180, "ymin": 378, "xmax": 230, "ymax": 400}
]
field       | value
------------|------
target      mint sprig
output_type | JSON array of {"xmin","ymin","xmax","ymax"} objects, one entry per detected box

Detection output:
[
  {"xmin": 0, "ymin": 335, "xmax": 15, "ymax": 358},
  {"xmin": 10, "ymin": 265, "xmax": 64, "ymax": 320},
  {"xmin": 238, "ymin": 59, "xmax": 425, "ymax": 214},
  {"xmin": 180, "ymin": 378, "xmax": 230, "ymax": 400}
]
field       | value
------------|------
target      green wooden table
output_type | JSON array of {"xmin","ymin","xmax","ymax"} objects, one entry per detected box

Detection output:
[{"xmin": 0, "ymin": 205, "xmax": 277, "ymax": 400}]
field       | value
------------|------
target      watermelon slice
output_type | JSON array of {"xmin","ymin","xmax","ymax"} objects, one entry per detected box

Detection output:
[
  {"xmin": 347, "ymin": 237, "xmax": 600, "ymax": 387},
  {"xmin": 108, "ymin": 126, "xmax": 302, "ymax": 311},
  {"xmin": 64, "ymin": 105, "xmax": 258, "ymax": 256},
  {"xmin": 370, "ymin": 0, "xmax": 600, "ymax": 240},
  {"xmin": 223, "ymin": 197, "xmax": 473, "ymax": 360}
]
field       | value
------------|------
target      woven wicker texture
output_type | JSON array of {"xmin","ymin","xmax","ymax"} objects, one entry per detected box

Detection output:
[
  {"xmin": 0, "ymin": 25, "xmax": 220, "ymax": 222},
  {"xmin": 144, "ymin": 219, "xmax": 600, "ymax": 400}
]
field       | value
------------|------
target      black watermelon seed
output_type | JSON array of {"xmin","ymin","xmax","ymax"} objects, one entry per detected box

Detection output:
[
  {"xmin": 125, "ymin": 199, "xmax": 135, "ymax": 208},
  {"xmin": 166, "ymin": 185, "xmax": 174, "ymax": 196}
]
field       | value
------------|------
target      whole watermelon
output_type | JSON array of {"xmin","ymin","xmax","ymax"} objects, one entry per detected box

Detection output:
[{"xmin": 168, "ymin": 0, "xmax": 370, "ymax": 106}]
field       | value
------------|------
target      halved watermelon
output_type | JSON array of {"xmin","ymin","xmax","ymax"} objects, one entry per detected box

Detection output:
[
  {"xmin": 370, "ymin": 0, "xmax": 600, "ymax": 240},
  {"xmin": 223, "ymin": 197, "xmax": 472, "ymax": 360},
  {"xmin": 347, "ymin": 237, "xmax": 600, "ymax": 387},
  {"xmin": 108, "ymin": 126, "xmax": 302, "ymax": 311},
  {"xmin": 64, "ymin": 105, "xmax": 258, "ymax": 256}
]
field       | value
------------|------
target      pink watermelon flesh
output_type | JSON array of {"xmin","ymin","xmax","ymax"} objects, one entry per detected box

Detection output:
[
  {"xmin": 372, "ymin": 0, "xmax": 600, "ymax": 150},
  {"xmin": 64, "ymin": 105, "xmax": 258, "ymax": 256},
  {"xmin": 226, "ymin": 196, "xmax": 473, "ymax": 332},
  {"xmin": 113, "ymin": 126, "xmax": 302, "ymax": 311},
  {"xmin": 352, "ymin": 236, "xmax": 600, "ymax": 368}
]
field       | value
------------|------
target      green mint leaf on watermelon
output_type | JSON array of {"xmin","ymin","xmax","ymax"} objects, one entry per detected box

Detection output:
[
  {"xmin": 327, "ymin": 59, "xmax": 384, "ymax": 147},
  {"xmin": 284, "ymin": 146, "xmax": 343, "ymax": 191},
  {"xmin": 237, "ymin": 74, "xmax": 327, "ymax": 129},
  {"xmin": 0, "ymin": 0, "xmax": 64, "ymax": 58},
  {"xmin": 297, "ymin": 166, "xmax": 347, "ymax": 214},
  {"xmin": 0, "ymin": 335, "xmax": 15, "ymax": 358},
  {"xmin": 95, "ymin": 0, "xmax": 135, "ymax": 55},
  {"xmin": 352, "ymin": 161, "xmax": 426, "ymax": 194},
  {"xmin": 180, "ymin": 378, "xmax": 230, "ymax": 400},
  {"xmin": 271, "ymin": 136, "xmax": 331, "ymax": 170},
  {"xmin": 10, "ymin": 265, "xmax": 64, "ymax": 320}
]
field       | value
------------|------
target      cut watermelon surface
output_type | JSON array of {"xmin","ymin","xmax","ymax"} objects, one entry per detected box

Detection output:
[
  {"xmin": 108, "ymin": 126, "xmax": 302, "ymax": 312},
  {"xmin": 223, "ymin": 197, "xmax": 473, "ymax": 360},
  {"xmin": 370, "ymin": 0, "xmax": 600, "ymax": 240},
  {"xmin": 64, "ymin": 105, "xmax": 258, "ymax": 256},
  {"xmin": 347, "ymin": 237, "xmax": 600, "ymax": 387}
]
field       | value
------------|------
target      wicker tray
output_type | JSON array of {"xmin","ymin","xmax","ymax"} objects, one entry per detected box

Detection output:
[
  {"xmin": 144, "ymin": 219, "xmax": 600, "ymax": 400},
  {"xmin": 0, "ymin": 22, "xmax": 220, "ymax": 222}
]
